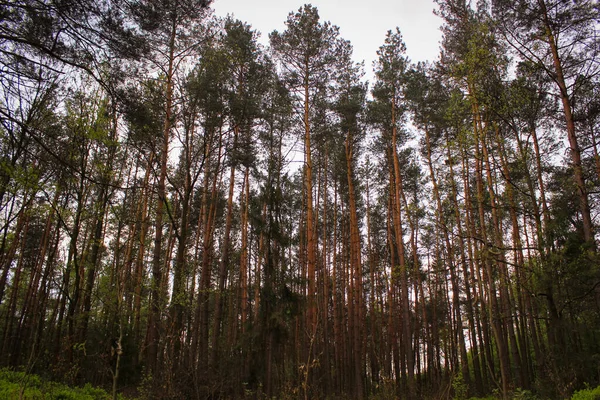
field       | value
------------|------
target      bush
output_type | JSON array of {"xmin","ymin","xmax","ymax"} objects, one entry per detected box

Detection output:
[
  {"xmin": 0, "ymin": 368, "xmax": 124, "ymax": 399},
  {"xmin": 571, "ymin": 385, "xmax": 600, "ymax": 400}
]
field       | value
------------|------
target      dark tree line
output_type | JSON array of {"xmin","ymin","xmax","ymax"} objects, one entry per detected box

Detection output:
[{"xmin": 0, "ymin": 1, "xmax": 599, "ymax": 398}]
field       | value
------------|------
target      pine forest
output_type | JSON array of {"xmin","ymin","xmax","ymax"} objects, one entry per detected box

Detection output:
[{"xmin": 0, "ymin": 0, "xmax": 599, "ymax": 398}]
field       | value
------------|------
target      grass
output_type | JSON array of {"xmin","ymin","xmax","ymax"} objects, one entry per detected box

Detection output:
[{"xmin": 0, "ymin": 368, "xmax": 122, "ymax": 400}]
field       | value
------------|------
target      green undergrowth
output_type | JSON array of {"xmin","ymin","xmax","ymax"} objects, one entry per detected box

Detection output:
[
  {"xmin": 571, "ymin": 384, "xmax": 600, "ymax": 400},
  {"xmin": 2, "ymin": 367, "xmax": 598, "ymax": 400},
  {"xmin": 465, "ymin": 384, "xmax": 600, "ymax": 400},
  {"xmin": 0, "ymin": 368, "xmax": 126, "ymax": 400}
]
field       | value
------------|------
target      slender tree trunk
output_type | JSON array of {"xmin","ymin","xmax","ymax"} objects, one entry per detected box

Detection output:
[
  {"xmin": 303, "ymin": 72, "xmax": 317, "ymax": 339},
  {"xmin": 240, "ymin": 166, "xmax": 250, "ymax": 332},
  {"xmin": 196, "ymin": 128, "xmax": 223, "ymax": 375},
  {"xmin": 446, "ymin": 135, "xmax": 484, "ymax": 394},
  {"xmin": 390, "ymin": 91, "xmax": 414, "ymax": 396},
  {"xmin": 64, "ymin": 180, "xmax": 86, "ymax": 365},
  {"xmin": 471, "ymin": 98, "xmax": 510, "ymax": 397},
  {"xmin": 146, "ymin": 15, "xmax": 177, "ymax": 377},
  {"xmin": 131, "ymin": 153, "xmax": 153, "ymax": 359},
  {"xmin": 1, "ymin": 214, "xmax": 30, "ymax": 364},
  {"xmin": 539, "ymin": 0, "xmax": 594, "ymax": 247},
  {"xmin": 345, "ymin": 133, "xmax": 364, "ymax": 399},
  {"xmin": 424, "ymin": 127, "xmax": 470, "ymax": 390},
  {"xmin": 17, "ymin": 189, "xmax": 59, "ymax": 365},
  {"xmin": 495, "ymin": 125, "xmax": 531, "ymax": 389},
  {"xmin": 0, "ymin": 205, "xmax": 27, "ymax": 309},
  {"xmin": 210, "ymin": 128, "xmax": 238, "ymax": 368},
  {"xmin": 79, "ymin": 179, "xmax": 111, "ymax": 344}
]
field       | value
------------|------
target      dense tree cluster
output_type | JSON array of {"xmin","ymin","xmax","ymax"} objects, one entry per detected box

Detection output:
[{"xmin": 0, "ymin": 0, "xmax": 599, "ymax": 398}]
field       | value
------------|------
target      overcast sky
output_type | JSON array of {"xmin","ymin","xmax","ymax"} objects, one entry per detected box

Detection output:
[{"xmin": 212, "ymin": 0, "xmax": 443, "ymax": 83}]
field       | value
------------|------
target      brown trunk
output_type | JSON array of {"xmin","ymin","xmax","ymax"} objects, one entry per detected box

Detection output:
[
  {"xmin": 424, "ymin": 127, "xmax": 470, "ymax": 388},
  {"xmin": 210, "ymin": 128, "xmax": 238, "ymax": 368},
  {"xmin": 539, "ymin": 0, "xmax": 594, "ymax": 246},
  {"xmin": 446, "ymin": 136, "xmax": 484, "ymax": 394},
  {"xmin": 332, "ymin": 182, "xmax": 342, "ymax": 392},
  {"xmin": 196, "ymin": 128, "xmax": 223, "ymax": 373},
  {"xmin": 460, "ymin": 145, "xmax": 493, "ymax": 389},
  {"xmin": 240, "ymin": 166, "xmax": 250, "ymax": 331},
  {"xmin": 146, "ymin": 14, "xmax": 177, "ymax": 375},
  {"xmin": 590, "ymin": 123, "xmax": 600, "ymax": 181},
  {"xmin": 385, "ymin": 168, "xmax": 400, "ymax": 388},
  {"xmin": 321, "ymin": 149, "xmax": 332, "ymax": 394},
  {"xmin": 133, "ymin": 153, "xmax": 154, "ymax": 351},
  {"xmin": 189, "ymin": 128, "xmax": 216, "ymax": 368},
  {"xmin": 495, "ymin": 125, "xmax": 531, "ymax": 388},
  {"xmin": 17, "ymin": 189, "xmax": 59, "ymax": 364},
  {"xmin": 64, "ymin": 181, "xmax": 86, "ymax": 364},
  {"xmin": 470, "ymin": 97, "xmax": 510, "ymax": 396},
  {"xmin": 303, "ymin": 72, "xmax": 317, "ymax": 337},
  {"xmin": 481, "ymin": 124, "xmax": 523, "ymax": 393},
  {"xmin": 345, "ymin": 133, "xmax": 364, "ymax": 399},
  {"xmin": 365, "ymin": 173, "xmax": 380, "ymax": 387},
  {"xmin": 79, "ymin": 174, "xmax": 112, "ymax": 345},
  {"xmin": 1, "ymin": 214, "xmax": 29, "ymax": 364},
  {"xmin": 390, "ymin": 90, "xmax": 414, "ymax": 395},
  {"xmin": 514, "ymin": 129, "xmax": 547, "ymax": 377},
  {"xmin": 169, "ymin": 175, "xmax": 191, "ymax": 374},
  {"xmin": 530, "ymin": 128, "xmax": 550, "ymax": 240},
  {"xmin": 0, "ymin": 206, "xmax": 27, "ymax": 309}
]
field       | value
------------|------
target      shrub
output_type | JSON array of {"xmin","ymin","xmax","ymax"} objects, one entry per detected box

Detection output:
[
  {"xmin": 571, "ymin": 385, "xmax": 600, "ymax": 400},
  {"xmin": 0, "ymin": 368, "xmax": 124, "ymax": 399}
]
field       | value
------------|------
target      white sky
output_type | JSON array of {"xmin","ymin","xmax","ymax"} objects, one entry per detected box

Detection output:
[{"xmin": 212, "ymin": 0, "xmax": 443, "ymax": 84}]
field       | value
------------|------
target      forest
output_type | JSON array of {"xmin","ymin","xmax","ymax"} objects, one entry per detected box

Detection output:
[{"xmin": 0, "ymin": 0, "xmax": 599, "ymax": 398}]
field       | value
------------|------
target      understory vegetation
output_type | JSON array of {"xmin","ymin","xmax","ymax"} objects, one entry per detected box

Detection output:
[{"xmin": 0, "ymin": 369, "xmax": 120, "ymax": 400}]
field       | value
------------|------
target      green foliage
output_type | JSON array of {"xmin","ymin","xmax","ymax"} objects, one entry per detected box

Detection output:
[
  {"xmin": 466, "ymin": 389, "xmax": 538, "ymax": 400},
  {"xmin": 466, "ymin": 385, "xmax": 600, "ymax": 400},
  {"xmin": 571, "ymin": 385, "xmax": 600, "ymax": 400},
  {"xmin": 0, "ymin": 369, "xmax": 126, "ymax": 399},
  {"xmin": 511, "ymin": 388, "xmax": 538, "ymax": 400},
  {"xmin": 452, "ymin": 372, "xmax": 469, "ymax": 400},
  {"xmin": 367, "ymin": 378, "xmax": 396, "ymax": 400}
]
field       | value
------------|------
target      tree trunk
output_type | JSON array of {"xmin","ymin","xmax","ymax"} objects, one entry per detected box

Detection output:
[
  {"xmin": 390, "ymin": 91, "xmax": 414, "ymax": 396},
  {"xmin": 345, "ymin": 133, "xmax": 364, "ymax": 399},
  {"xmin": 539, "ymin": 0, "xmax": 594, "ymax": 247}
]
